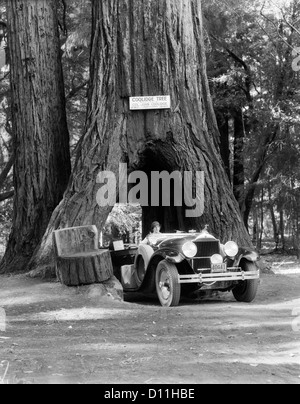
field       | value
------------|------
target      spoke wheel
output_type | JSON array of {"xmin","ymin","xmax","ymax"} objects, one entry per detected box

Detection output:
[{"xmin": 156, "ymin": 260, "xmax": 181, "ymax": 307}]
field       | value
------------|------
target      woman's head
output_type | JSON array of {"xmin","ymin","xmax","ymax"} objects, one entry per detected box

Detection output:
[{"xmin": 151, "ymin": 221, "xmax": 161, "ymax": 234}]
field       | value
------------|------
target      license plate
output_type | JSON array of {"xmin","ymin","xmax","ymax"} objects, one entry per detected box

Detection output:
[{"xmin": 211, "ymin": 264, "xmax": 227, "ymax": 273}]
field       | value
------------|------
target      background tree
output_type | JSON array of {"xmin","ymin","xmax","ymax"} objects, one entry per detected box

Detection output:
[
  {"xmin": 204, "ymin": 0, "xmax": 300, "ymax": 249},
  {"xmin": 29, "ymin": 0, "xmax": 252, "ymax": 274},
  {"xmin": 0, "ymin": 1, "xmax": 13, "ymax": 253},
  {"xmin": 0, "ymin": 0, "xmax": 71, "ymax": 273},
  {"xmin": 59, "ymin": 0, "xmax": 91, "ymax": 155}
]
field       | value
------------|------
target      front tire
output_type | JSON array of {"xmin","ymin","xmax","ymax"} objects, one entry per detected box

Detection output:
[
  {"xmin": 156, "ymin": 260, "xmax": 181, "ymax": 307},
  {"xmin": 233, "ymin": 261, "xmax": 259, "ymax": 303}
]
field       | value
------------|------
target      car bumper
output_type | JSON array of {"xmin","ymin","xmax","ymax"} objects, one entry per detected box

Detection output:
[{"xmin": 179, "ymin": 269, "xmax": 260, "ymax": 284}]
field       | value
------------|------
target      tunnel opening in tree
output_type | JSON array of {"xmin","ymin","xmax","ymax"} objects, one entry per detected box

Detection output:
[{"xmin": 133, "ymin": 146, "xmax": 203, "ymax": 237}]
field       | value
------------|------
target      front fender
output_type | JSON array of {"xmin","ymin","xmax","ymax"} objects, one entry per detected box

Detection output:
[
  {"xmin": 149, "ymin": 248, "xmax": 185, "ymax": 265},
  {"xmin": 165, "ymin": 253, "xmax": 185, "ymax": 264},
  {"xmin": 139, "ymin": 248, "xmax": 184, "ymax": 294},
  {"xmin": 234, "ymin": 248, "xmax": 259, "ymax": 266}
]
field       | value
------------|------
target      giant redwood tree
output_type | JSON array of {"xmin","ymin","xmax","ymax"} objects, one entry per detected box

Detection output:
[
  {"xmin": 0, "ymin": 0, "xmax": 71, "ymax": 273},
  {"xmin": 29, "ymin": 0, "xmax": 252, "ymax": 273}
]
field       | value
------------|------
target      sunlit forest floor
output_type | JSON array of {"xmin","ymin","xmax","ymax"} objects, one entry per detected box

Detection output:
[
  {"xmin": 0, "ymin": 270, "xmax": 300, "ymax": 384},
  {"xmin": 265, "ymin": 255, "xmax": 300, "ymax": 274}
]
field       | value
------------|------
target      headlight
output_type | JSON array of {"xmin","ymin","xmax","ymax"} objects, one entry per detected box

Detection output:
[
  {"xmin": 211, "ymin": 254, "xmax": 223, "ymax": 265},
  {"xmin": 182, "ymin": 242, "xmax": 197, "ymax": 258},
  {"xmin": 224, "ymin": 241, "xmax": 239, "ymax": 257}
]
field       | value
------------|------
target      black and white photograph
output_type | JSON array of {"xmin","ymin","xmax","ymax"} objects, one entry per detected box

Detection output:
[{"xmin": 0, "ymin": 0, "xmax": 299, "ymax": 387}]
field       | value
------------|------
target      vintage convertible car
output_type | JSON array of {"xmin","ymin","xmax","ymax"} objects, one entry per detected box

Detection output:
[{"xmin": 118, "ymin": 227, "xmax": 260, "ymax": 307}]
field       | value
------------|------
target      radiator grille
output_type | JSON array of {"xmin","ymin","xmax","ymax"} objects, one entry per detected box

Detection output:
[
  {"xmin": 193, "ymin": 240, "xmax": 220, "ymax": 271},
  {"xmin": 195, "ymin": 240, "xmax": 220, "ymax": 257}
]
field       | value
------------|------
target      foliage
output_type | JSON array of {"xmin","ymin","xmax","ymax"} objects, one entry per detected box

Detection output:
[
  {"xmin": 204, "ymin": 0, "xmax": 300, "ymax": 248},
  {"xmin": 59, "ymin": 0, "xmax": 91, "ymax": 156},
  {"xmin": 105, "ymin": 204, "xmax": 142, "ymax": 238},
  {"xmin": 0, "ymin": 1, "xmax": 12, "ymax": 249}
]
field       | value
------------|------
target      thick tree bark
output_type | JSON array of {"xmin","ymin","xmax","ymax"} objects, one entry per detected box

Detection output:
[
  {"xmin": 29, "ymin": 0, "xmax": 252, "ymax": 274},
  {"xmin": 0, "ymin": 0, "xmax": 71, "ymax": 273},
  {"xmin": 56, "ymin": 251, "xmax": 113, "ymax": 287},
  {"xmin": 233, "ymin": 109, "xmax": 245, "ymax": 211},
  {"xmin": 217, "ymin": 112, "xmax": 231, "ymax": 183}
]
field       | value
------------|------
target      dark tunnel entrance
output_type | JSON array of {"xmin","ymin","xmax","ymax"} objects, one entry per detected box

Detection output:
[{"xmin": 132, "ymin": 147, "xmax": 203, "ymax": 238}]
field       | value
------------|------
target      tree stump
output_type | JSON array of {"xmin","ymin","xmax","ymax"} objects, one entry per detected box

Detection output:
[
  {"xmin": 53, "ymin": 226, "xmax": 113, "ymax": 287},
  {"xmin": 56, "ymin": 250, "xmax": 113, "ymax": 287}
]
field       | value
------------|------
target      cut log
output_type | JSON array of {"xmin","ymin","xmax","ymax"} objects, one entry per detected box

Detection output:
[
  {"xmin": 53, "ymin": 226, "xmax": 114, "ymax": 287},
  {"xmin": 56, "ymin": 250, "xmax": 113, "ymax": 287},
  {"xmin": 54, "ymin": 226, "xmax": 99, "ymax": 257}
]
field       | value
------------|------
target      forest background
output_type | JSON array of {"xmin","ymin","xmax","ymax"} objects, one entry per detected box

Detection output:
[{"xmin": 0, "ymin": 0, "xmax": 300, "ymax": 260}]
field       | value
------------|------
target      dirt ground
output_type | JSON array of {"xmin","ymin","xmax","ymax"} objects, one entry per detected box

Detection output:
[{"xmin": 0, "ymin": 267, "xmax": 300, "ymax": 384}]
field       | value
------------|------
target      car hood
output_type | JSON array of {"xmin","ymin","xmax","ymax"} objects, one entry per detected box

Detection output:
[{"xmin": 157, "ymin": 231, "xmax": 218, "ymax": 249}]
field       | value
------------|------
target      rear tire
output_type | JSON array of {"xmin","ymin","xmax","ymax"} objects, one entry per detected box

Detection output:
[
  {"xmin": 156, "ymin": 260, "xmax": 181, "ymax": 307},
  {"xmin": 233, "ymin": 262, "xmax": 259, "ymax": 303}
]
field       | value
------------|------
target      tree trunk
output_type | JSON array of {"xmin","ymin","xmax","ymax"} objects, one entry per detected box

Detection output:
[
  {"xmin": 279, "ymin": 210, "xmax": 285, "ymax": 251},
  {"xmin": 242, "ymin": 125, "xmax": 279, "ymax": 230},
  {"xmin": 29, "ymin": 0, "xmax": 252, "ymax": 274},
  {"xmin": 0, "ymin": 154, "xmax": 14, "ymax": 190},
  {"xmin": 233, "ymin": 109, "xmax": 245, "ymax": 211},
  {"xmin": 56, "ymin": 251, "xmax": 113, "ymax": 287},
  {"xmin": 0, "ymin": 0, "xmax": 71, "ymax": 273},
  {"xmin": 258, "ymin": 187, "xmax": 264, "ymax": 250},
  {"xmin": 252, "ymin": 212, "xmax": 258, "ymax": 246},
  {"xmin": 217, "ymin": 112, "xmax": 231, "ymax": 183},
  {"xmin": 267, "ymin": 179, "xmax": 278, "ymax": 244}
]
